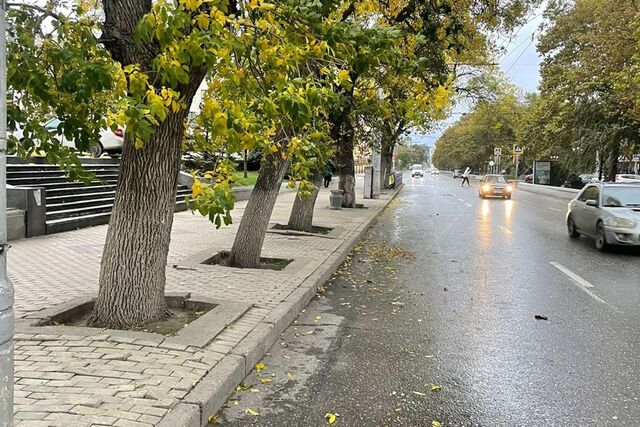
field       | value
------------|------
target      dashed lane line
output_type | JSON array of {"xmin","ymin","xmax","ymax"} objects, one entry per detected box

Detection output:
[
  {"xmin": 497, "ymin": 225, "xmax": 512, "ymax": 235},
  {"xmin": 548, "ymin": 207, "xmax": 562, "ymax": 212},
  {"xmin": 550, "ymin": 262, "xmax": 608, "ymax": 305}
]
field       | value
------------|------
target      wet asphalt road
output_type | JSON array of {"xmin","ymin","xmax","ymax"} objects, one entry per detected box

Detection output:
[{"xmin": 218, "ymin": 174, "xmax": 640, "ymax": 426}]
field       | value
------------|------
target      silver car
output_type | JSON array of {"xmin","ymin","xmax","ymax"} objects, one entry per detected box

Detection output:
[{"xmin": 566, "ymin": 183, "xmax": 640, "ymax": 250}]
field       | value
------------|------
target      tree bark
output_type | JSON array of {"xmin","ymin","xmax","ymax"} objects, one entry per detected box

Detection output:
[
  {"xmin": 380, "ymin": 138, "xmax": 394, "ymax": 189},
  {"xmin": 332, "ymin": 107, "xmax": 356, "ymax": 208},
  {"xmin": 89, "ymin": 98, "xmax": 200, "ymax": 328},
  {"xmin": 287, "ymin": 172, "xmax": 323, "ymax": 232},
  {"xmin": 337, "ymin": 130, "xmax": 356, "ymax": 208},
  {"xmin": 90, "ymin": 0, "xmax": 208, "ymax": 328},
  {"xmin": 227, "ymin": 151, "xmax": 289, "ymax": 268}
]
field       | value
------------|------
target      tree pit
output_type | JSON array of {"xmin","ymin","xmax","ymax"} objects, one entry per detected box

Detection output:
[
  {"xmin": 35, "ymin": 295, "xmax": 215, "ymax": 336},
  {"xmin": 271, "ymin": 223, "xmax": 334, "ymax": 235},
  {"xmin": 203, "ymin": 250, "xmax": 293, "ymax": 271}
]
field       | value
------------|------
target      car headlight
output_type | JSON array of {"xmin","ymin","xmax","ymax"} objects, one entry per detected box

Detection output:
[
  {"xmin": 482, "ymin": 184, "xmax": 491, "ymax": 192},
  {"xmin": 506, "ymin": 185, "xmax": 513, "ymax": 192},
  {"xmin": 606, "ymin": 217, "xmax": 637, "ymax": 228}
]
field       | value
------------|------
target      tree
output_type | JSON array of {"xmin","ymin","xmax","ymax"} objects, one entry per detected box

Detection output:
[
  {"xmin": 187, "ymin": 0, "xmax": 339, "ymax": 268},
  {"xmin": 536, "ymin": 0, "xmax": 640, "ymax": 179},
  {"xmin": 433, "ymin": 87, "xmax": 525, "ymax": 173},
  {"xmin": 395, "ymin": 143, "xmax": 427, "ymax": 170},
  {"xmin": 329, "ymin": 0, "xmax": 542, "ymax": 205}
]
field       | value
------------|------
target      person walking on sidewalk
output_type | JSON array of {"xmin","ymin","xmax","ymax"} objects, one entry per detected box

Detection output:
[
  {"xmin": 324, "ymin": 164, "xmax": 333, "ymax": 188},
  {"xmin": 461, "ymin": 167, "xmax": 471, "ymax": 187}
]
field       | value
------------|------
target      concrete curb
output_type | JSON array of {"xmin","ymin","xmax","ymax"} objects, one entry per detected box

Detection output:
[
  {"xmin": 518, "ymin": 182, "xmax": 579, "ymax": 201},
  {"xmin": 175, "ymin": 184, "xmax": 404, "ymax": 426}
]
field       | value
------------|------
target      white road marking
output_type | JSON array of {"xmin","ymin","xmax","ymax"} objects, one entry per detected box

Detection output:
[
  {"xmin": 465, "ymin": 203, "xmax": 472, "ymax": 207},
  {"xmin": 548, "ymin": 207, "xmax": 562, "ymax": 212},
  {"xmin": 497, "ymin": 225, "xmax": 512, "ymax": 235},
  {"xmin": 550, "ymin": 262, "xmax": 608, "ymax": 305}
]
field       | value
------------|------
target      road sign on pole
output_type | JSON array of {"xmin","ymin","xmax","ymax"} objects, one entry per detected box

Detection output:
[
  {"xmin": 513, "ymin": 145, "xmax": 524, "ymax": 155},
  {"xmin": 494, "ymin": 147, "xmax": 502, "ymax": 156}
]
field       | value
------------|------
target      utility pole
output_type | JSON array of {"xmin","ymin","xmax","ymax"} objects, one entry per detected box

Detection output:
[{"xmin": 0, "ymin": 0, "xmax": 13, "ymax": 424}]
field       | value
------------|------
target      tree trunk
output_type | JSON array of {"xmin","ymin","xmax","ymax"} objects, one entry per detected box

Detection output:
[
  {"xmin": 227, "ymin": 151, "xmax": 289, "ymax": 268},
  {"xmin": 607, "ymin": 146, "xmax": 619, "ymax": 182},
  {"xmin": 380, "ymin": 139, "xmax": 394, "ymax": 189},
  {"xmin": 287, "ymin": 172, "xmax": 323, "ymax": 232},
  {"xmin": 89, "ymin": 107, "xmax": 192, "ymax": 328},
  {"xmin": 337, "ymin": 131, "xmax": 356, "ymax": 207}
]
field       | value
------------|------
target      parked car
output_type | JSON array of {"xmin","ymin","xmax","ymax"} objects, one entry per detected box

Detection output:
[
  {"xmin": 478, "ymin": 174, "xmax": 514, "ymax": 199},
  {"xmin": 411, "ymin": 164, "xmax": 424, "ymax": 177},
  {"xmin": 566, "ymin": 182, "xmax": 640, "ymax": 250},
  {"xmin": 615, "ymin": 174, "xmax": 640, "ymax": 183},
  {"xmin": 430, "ymin": 168, "xmax": 440, "ymax": 175},
  {"xmin": 453, "ymin": 169, "xmax": 462, "ymax": 178},
  {"xmin": 579, "ymin": 173, "xmax": 598, "ymax": 184},
  {"xmin": 42, "ymin": 118, "xmax": 124, "ymax": 158}
]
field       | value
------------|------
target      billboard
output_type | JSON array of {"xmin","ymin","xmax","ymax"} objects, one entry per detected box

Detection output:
[{"xmin": 534, "ymin": 161, "xmax": 551, "ymax": 185}]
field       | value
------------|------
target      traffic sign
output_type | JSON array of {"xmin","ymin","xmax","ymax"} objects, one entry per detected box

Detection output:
[
  {"xmin": 489, "ymin": 160, "xmax": 495, "ymax": 167},
  {"xmin": 494, "ymin": 147, "xmax": 502, "ymax": 156},
  {"xmin": 513, "ymin": 145, "xmax": 524, "ymax": 155},
  {"xmin": 634, "ymin": 154, "xmax": 640, "ymax": 162}
]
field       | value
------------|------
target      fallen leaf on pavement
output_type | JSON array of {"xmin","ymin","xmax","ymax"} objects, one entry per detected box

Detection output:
[
  {"xmin": 259, "ymin": 378, "xmax": 272, "ymax": 384},
  {"xmin": 255, "ymin": 362, "xmax": 266, "ymax": 372},
  {"xmin": 235, "ymin": 382, "xmax": 252, "ymax": 392},
  {"xmin": 245, "ymin": 408, "xmax": 259, "ymax": 416},
  {"xmin": 287, "ymin": 372, "xmax": 295, "ymax": 381},
  {"xmin": 324, "ymin": 412, "xmax": 339, "ymax": 424},
  {"xmin": 250, "ymin": 388, "xmax": 259, "ymax": 393},
  {"xmin": 432, "ymin": 421, "xmax": 442, "ymax": 427},
  {"xmin": 534, "ymin": 314, "xmax": 549, "ymax": 320},
  {"xmin": 430, "ymin": 384, "xmax": 442, "ymax": 392},
  {"xmin": 208, "ymin": 415, "xmax": 218, "ymax": 424}
]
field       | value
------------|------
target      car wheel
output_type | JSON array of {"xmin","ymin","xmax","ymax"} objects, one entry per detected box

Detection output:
[
  {"xmin": 595, "ymin": 222, "xmax": 609, "ymax": 251},
  {"xmin": 567, "ymin": 216, "xmax": 580, "ymax": 238},
  {"xmin": 90, "ymin": 143, "xmax": 104, "ymax": 158}
]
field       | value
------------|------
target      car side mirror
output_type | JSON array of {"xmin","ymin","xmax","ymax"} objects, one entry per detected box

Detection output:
[{"xmin": 586, "ymin": 200, "xmax": 598, "ymax": 207}]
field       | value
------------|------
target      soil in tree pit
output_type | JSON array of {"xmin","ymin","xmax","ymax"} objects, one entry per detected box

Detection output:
[
  {"xmin": 204, "ymin": 250, "xmax": 293, "ymax": 271},
  {"xmin": 65, "ymin": 307, "xmax": 211, "ymax": 336}
]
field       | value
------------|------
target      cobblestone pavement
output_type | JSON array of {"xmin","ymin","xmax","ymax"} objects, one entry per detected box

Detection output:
[{"xmin": 10, "ymin": 179, "xmax": 398, "ymax": 426}]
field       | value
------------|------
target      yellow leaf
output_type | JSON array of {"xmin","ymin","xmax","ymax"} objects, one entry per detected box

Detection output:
[
  {"xmin": 324, "ymin": 412, "xmax": 338, "ymax": 424},
  {"xmin": 183, "ymin": 0, "xmax": 202, "ymax": 11},
  {"xmin": 196, "ymin": 13, "xmax": 209, "ymax": 28},
  {"xmin": 208, "ymin": 415, "xmax": 218, "ymax": 424},
  {"xmin": 430, "ymin": 384, "xmax": 442, "ymax": 392},
  {"xmin": 259, "ymin": 378, "xmax": 272, "ymax": 384},
  {"xmin": 255, "ymin": 362, "xmax": 266, "ymax": 372},
  {"xmin": 191, "ymin": 179, "xmax": 202, "ymax": 198},
  {"xmin": 432, "ymin": 421, "xmax": 442, "ymax": 427},
  {"xmin": 287, "ymin": 372, "xmax": 294, "ymax": 381},
  {"xmin": 245, "ymin": 408, "xmax": 259, "ymax": 416},
  {"xmin": 337, "ymin": 69, "xmax": 350, "ymax": 83}
]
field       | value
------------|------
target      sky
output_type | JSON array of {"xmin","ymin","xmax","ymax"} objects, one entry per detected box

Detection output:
[{"xmin": 412, "ymin": 4, "xmax": 546, "ymax": 147}]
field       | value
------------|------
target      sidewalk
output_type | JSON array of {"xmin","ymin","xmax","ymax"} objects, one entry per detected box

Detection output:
[{"xmin": 10, "ymin": 178, "xmax": 402, "ymax": 426}]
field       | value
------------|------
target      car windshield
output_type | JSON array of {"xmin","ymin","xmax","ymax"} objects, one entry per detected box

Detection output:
[
  {"xmin": 412, "ymin": 165, "xmax": 423, "ymax": 170},
  {"xmin": 602, "ymin": 187, "xmax": 640, "ymax": 207},
  {"xmin": 484, "ymin": 175, "xmax": 507, "ymax": 184}
]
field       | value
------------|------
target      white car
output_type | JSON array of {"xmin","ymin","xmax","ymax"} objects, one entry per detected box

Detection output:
[
  {"xmin": 411, "ymin": 164, "xmax": 424, "ymax": 177},
  {"xmin": 615, "ymin": 174, "xmax": 640, "ymax": 183},
  {"xmin": 43, "ymin": 118, "xmax": 124, "ymax": 157}
]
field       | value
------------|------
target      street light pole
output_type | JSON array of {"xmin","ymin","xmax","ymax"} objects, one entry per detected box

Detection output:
[{"xmin": 0, "ymin": 0, "xmax": 13, "ymax": 424}]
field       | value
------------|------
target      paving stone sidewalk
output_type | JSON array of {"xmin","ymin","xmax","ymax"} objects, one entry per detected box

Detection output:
[{"xmin": 9, "ymin": 178, "xmax": 401, "ymax": 426}]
